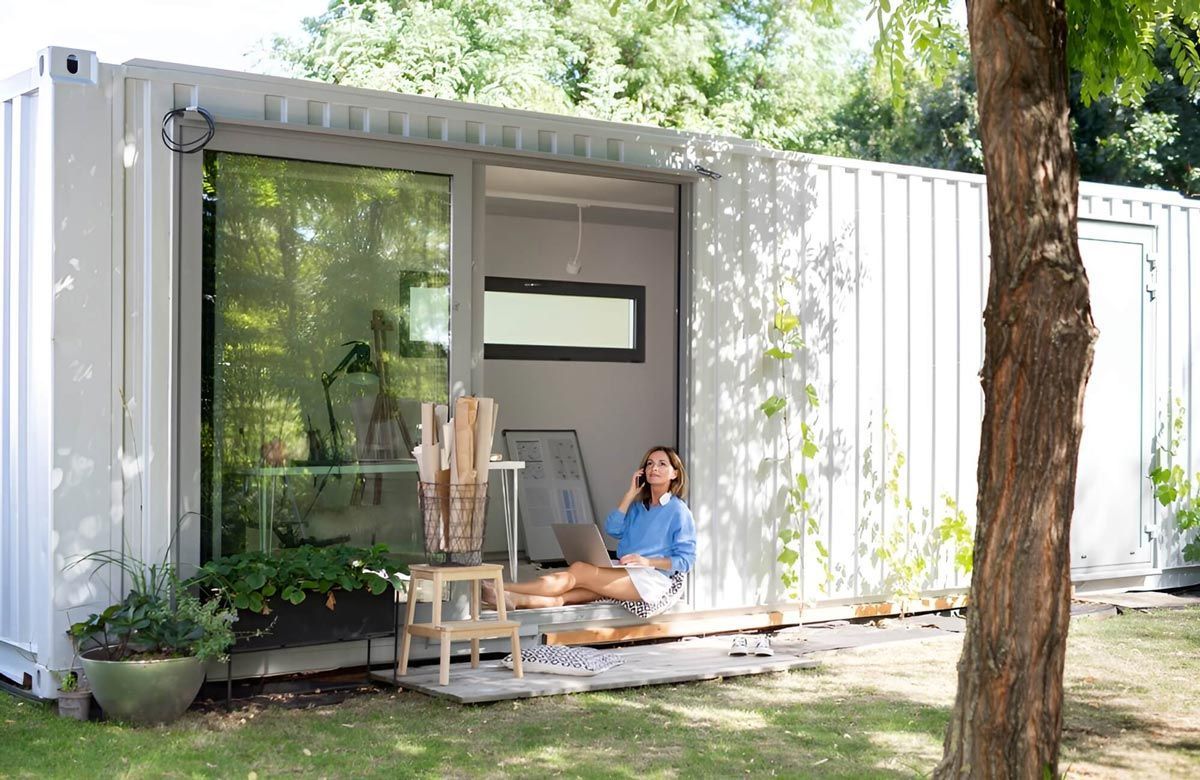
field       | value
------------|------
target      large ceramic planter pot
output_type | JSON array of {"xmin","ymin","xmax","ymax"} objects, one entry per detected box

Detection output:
[{"xmin": 80, "ymin": 649, "xmax": 205, "ymax": 725}]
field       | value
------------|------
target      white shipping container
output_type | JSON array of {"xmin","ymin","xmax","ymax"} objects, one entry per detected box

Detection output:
[{"xmin": 3, "ymin": 47, "xmax": 1198, "ymax": 697}]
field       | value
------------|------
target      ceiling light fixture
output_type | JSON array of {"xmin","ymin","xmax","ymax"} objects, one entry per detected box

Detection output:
[{"xmin": 566, "ymin": 203, "xmax": 586, "ymax": 275}]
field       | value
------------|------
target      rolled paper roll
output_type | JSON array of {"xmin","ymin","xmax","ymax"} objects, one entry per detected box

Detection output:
[
  {"xmin": 421, "ymin": 402, "xmax": 435, "ymax": 448},
  {"xmin": 454, "ymin": 397, "xmax": 477, "ymax": 485},
  {"xmin": 441, "ymin": 422, "xmax": 454, "ymax": 470},
  {"xmin": 472, "ymin": 397, "xmax": 495, "ymax": 486}
]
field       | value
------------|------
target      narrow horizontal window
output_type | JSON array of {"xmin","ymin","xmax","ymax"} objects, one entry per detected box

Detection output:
[{"xmin": 484, "ymin": 277, "xmax": 645, "ymax": 362}]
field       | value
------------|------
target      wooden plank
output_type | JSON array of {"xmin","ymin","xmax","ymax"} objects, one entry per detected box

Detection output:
[
  {"xmin": 406, "ymin": 620, "xmax": 521, "ymax": 640},
  {"xmin": 545, "ymin": 610, "xmax": 787, "ymax": 646},
  {"xmin": 541, "ymin": 595, "xmax": 968, "ymax": 646},
  {"xmin": 409, "ymin": 563, "xmax": 503, "ymax": 583},
  {"xmin": 800, "ymin": 594, "xmax": 969, "ymax": 623}
]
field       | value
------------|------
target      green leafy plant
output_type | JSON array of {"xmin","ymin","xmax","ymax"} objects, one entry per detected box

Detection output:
[
  {"xmin": 67, "ymin": 549, "xmax": 237, "ymax": 662},
  {"xmin": 190, "ymin": 543, "xmax": 407, "ymax": 615},
  {"xmin": 58, "ymin": 671, "xmax": 80, "ymax": 693},
  {"xmin": 938, "ymin": 494, "xmax": 974, "ymax": 575},
  {"xmin": 861, "ymin": 417, "xmax": 974, "ymax": 616},
  {"xmin": 762, "ymin": 285, "xmax": 824, "ymax": 601},
  {"xmin": 1150, "ymin": 398, "xmax": 1200, "ymax": 561}
]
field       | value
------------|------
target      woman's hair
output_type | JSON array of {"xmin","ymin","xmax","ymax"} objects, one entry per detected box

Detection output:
[{"xmin": 637, "ymin": 445, "xmax": 688, "ymax": 507}]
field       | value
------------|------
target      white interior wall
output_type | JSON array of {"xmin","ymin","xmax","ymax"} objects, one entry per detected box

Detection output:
[{"xmin": 480, "ymin": 210, "xmax": 677, "ymax": 552}]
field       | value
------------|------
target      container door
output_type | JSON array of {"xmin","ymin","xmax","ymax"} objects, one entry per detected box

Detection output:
[{"xmin": 1071, "ymin": 219, "xmax": 1156, "ymax": 574}]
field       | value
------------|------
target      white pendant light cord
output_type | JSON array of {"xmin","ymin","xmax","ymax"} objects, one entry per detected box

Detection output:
[{"xmin": 567, "ymin": 203, "xmax": 584, "ymax": 274}]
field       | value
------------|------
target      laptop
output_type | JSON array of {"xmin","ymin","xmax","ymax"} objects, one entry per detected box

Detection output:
[{"xmin": 551, "ymin": 523, "xmax": 630, "ymax": 568}]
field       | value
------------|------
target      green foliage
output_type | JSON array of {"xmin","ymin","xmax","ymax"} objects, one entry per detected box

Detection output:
[
  {"xmin": 870, "ymin": 1, "xmax": 1200, "ymax": 111},
  {"xmin": 825, "ymin": 35, "xmax": 1200, "ymax": 197},
  {"xmin": 66, "ymin": 549, "xmax": 237, "ymax": 663},
  {"xmin": 57, "ymin": 671, "xmax": 79, "ymax": 693},
  {"xmin": 819, "ymin": 55, "xmax": 982, "ymax": 174},
  {"xmin": 860, "ymin": 417, "xmax": 973, "ymax": 615},
  {"xmin": 848, "ymin": 3, "xmax": 1200, "ymax": 199},
  {"xmin": 1067, "ymin": 2, "xmax": 1200, "ymax": 106},
  {"xmin": 270, "ymin": 0, "xmax": 863, "ymax": 152},
  {"xmin": 190, "ymin": 543, "xmax": 407, "ymax": 614},
  {"xmin": 762, "ymin": 283, "xmax": 823, "ymax": 600},
  {"xmin": 1149, "ymin": 398, "xmax": 1200, "ymax": 561},
  {"xmin": 868, "ymin": 0, "xmax": 966, "ymax": 107},
  {"xmin": 938, "ymin": 494, "xmax": 974, "ymax": 576},
  {"xmin": 1073, "ymin": 42, "xmax": 1200, "ymax": 198}
]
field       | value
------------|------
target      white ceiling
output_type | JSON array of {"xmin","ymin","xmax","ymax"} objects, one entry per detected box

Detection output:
[{"xmin": 485, "ymin": 166, "xmax": 677, "ymax": 211}]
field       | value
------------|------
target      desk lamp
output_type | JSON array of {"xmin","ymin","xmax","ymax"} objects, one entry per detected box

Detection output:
[{"xmin": 321, "ymin": 340, "xmax": 378, "ymax": 462}]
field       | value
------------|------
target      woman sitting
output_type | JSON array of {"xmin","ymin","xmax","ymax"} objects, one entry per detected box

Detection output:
[{"xmin": 483, "ymin": 446, "xmax": 696, "ymax": 610}]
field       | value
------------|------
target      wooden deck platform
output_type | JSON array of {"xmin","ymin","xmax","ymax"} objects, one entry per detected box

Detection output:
[
  {"xmin": 372, "ymin": 637, "xmax": 818, "ymax": 704},
  {"xmin": 539, "ymin": 595, "xmax": 969, "ymax": 646}
]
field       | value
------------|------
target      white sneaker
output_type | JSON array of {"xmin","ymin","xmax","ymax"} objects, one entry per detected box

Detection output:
[
  {"xmin": 728, "ymin": 635, "xmax": 750, "ymax": 656},
  {"xmin": 751, "ymin": 636, "xmax": 774, "ymax": 656}
]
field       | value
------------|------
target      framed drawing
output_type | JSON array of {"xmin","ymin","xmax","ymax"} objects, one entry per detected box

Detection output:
[{"xmin": 502, "ymin": 429, "xmax": 599, "ymax": 562}]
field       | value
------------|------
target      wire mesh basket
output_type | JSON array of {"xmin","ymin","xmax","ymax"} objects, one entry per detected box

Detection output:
[{"xmin": 417, "ymin": 481, "xmax": 490, "ymax": 566}]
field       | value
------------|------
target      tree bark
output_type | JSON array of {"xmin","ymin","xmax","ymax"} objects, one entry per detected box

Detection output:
[{"xmin": 935, "ymin": 1, "xmax": 1098, "ymax": 777}]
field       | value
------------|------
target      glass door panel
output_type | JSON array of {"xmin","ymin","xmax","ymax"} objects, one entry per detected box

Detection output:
[{"xmin": 200, "ymin": 152, "xmax": 451, "ymax": 563}]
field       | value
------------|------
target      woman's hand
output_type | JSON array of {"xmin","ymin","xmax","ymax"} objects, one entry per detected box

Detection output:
[
  {"xmin": 619, "ymin": 553, "xmax": 652, "ymax": 567},
  {"xmin": 617, "ymin": 469, "xmax": 644, "ymax": 513}
]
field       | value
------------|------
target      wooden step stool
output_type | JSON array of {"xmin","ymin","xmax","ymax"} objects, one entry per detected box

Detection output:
[{"xmin": 398, "ymin": 563, "xmax": 523, "ymax": 686}]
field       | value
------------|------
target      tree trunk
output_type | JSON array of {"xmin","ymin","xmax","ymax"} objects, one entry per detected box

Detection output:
[{"xmin": 935, "ymin": 1, "xmax": 1098, "ymax": 777}]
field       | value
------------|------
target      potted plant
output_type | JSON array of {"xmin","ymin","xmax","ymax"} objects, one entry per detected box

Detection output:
[
  {"xmin": 67, "ymin": 550, "xmax": 236, "ymax": 726},
  {"xmin": 55, "ymin": 669, "xmax": 91, "ymax": 721},
  {"xmin": 191, "ymin": 544, "xmax": 407, "ymax": 650}
]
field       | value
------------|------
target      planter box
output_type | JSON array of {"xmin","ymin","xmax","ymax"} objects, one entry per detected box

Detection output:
[{"xmin": 233, "ymin": 588, "xmax": 396, "ymax": 652}]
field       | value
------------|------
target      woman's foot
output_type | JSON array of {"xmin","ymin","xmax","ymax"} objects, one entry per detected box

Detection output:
[{"xmin": 480, "ymin": 580, "xmax": 517, "ymax": 611}]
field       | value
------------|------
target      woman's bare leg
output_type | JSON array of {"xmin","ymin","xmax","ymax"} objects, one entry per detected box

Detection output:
[{"xmin": 483, "ymin": 563, "xmax": 640, "ymax": 608}]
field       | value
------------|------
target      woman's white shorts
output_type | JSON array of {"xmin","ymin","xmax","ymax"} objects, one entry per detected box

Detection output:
[{"xmin": 624, "ymin": 565, "xmax": 672, "ymax": 604}]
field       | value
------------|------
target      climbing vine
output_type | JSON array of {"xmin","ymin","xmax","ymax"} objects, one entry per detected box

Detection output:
[
  {"xmin": 761, "ymin": 287, "xmax": 823, "ymax": 602},
  {"xmin": 763, "ymin": 291, "xmax": 976, "ymax": 607},
  {"xmin": 1149, "ymin": 398, "xmax": 1200, "ymax": 561},
  {"xmin": 860, "ymin": 416, "xmax": 974, "ymax": 616}
]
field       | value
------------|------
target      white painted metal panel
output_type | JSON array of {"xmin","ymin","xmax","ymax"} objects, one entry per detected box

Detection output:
[
  {"xmin": 853, "ymin": 169, "xmax": 887, "ymax": 597},
  {"xmin": 826, "ymin": 165, "xmax": 858, "ymax": 600},
  {"xmin": 930, "ymin": 179, "xmax": 962, "ymax": 586},
  {"xmin": 1072, "ymin": 224, "xmax": 1155, "ymax": 571},
  {"xmin": 0, "ymin": 88, "xmax": 44, "ymax": 684},
  {"xmin": 45, "ymin": 57, "xmax": 116, "ymax": 690}
]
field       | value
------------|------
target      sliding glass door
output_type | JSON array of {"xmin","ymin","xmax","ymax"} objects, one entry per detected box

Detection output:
[{"xmin": 183, "ymin": 133, "xmax": 472, "ymax": 564}]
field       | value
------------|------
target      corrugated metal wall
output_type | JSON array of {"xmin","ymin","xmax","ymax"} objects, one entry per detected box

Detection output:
[
  {"xmin": 0, "ymin": 82, "xmax": 38, "ymax": 655},
  {"xmin": 687, "ymin": 150, "xmax": 990, "ymax": 608}
]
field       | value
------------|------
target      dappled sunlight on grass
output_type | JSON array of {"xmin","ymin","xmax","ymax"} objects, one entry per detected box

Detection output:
[
  {"xmin": 866, "ymin": 729, "xmax": 943, "ymax": 771},
  {"xmin": 386, "ymin": 740, "xmax": 428, "ymax": 757},
  {"xmin": 656, "ymin": 702, "xmax": 770, "ymax": 732}
]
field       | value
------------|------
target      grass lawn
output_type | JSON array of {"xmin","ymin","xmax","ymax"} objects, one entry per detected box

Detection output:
[{"xmin": 1, "ymin": 608, "xmax": 1197, "ymax": 778}]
